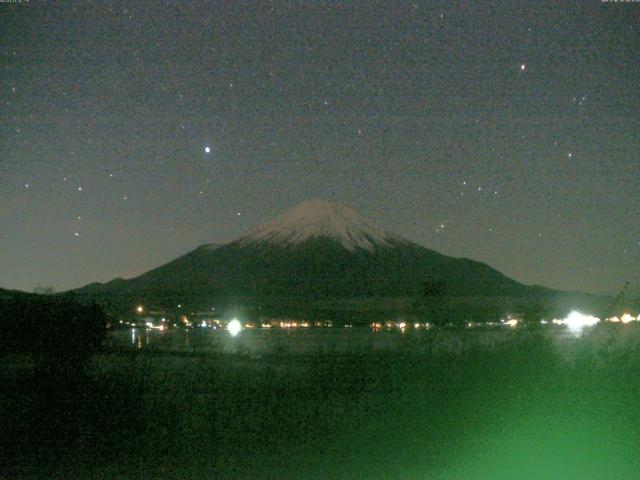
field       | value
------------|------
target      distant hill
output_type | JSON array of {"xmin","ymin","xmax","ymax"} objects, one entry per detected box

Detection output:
[
  {"xmin": 0, "ymin": 287, "xmax": 107, "ymax": 360},
  {"xmin": 70, "ymin": 200, "xmax": 600, "ymax": 321}
]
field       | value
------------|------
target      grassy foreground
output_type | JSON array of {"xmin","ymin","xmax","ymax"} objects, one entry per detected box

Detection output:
[{"xmin": 2, "ymin": 327, "xmax": 640, "ymax": 479}]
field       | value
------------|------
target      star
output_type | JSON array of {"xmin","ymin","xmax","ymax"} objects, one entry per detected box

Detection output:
[
  {"xmin": 520, "ymin": 63, "xmax": 526, "ymax": 71},
  {"xmin": 205, "ymin": 146, "xmax": 211, "ymax": 154},
  {"xmin": 74, "ymin": 232, "xmax": 79, "ymax": 237},
  {"xmin": 77, "ymin": 186, "xmax": 83, "ymax": 191}
]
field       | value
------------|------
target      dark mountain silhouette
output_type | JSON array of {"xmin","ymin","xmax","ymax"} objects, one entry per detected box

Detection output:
[{"xmin": 69, "ymin": 200, "xmax": 573, "ymax": 320}]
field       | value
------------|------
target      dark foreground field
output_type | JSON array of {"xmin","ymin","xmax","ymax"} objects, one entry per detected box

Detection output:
[{"xmin": 2, "ymin": 328, "xmax": 640, "ymax": 479}]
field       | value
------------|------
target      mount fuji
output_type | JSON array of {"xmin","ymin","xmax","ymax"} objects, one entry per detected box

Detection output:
[
  {"xmin": 74, "ymin": 200, "xmax": 559, "ymax": 318},
  {"xmin": 234, "ymin": 199, "xmax": 405, "ymax": 252}
]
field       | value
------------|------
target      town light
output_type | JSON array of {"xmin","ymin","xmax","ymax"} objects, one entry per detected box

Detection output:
[
  {"xmin": 620, "ymin": 313, "xmax": 635, "ymax": 324},
  {"xmin": 562, "ymin": 311, "xmax": 600, "ymax": 332},
  {"xmin": 227, "ymin": 318, "xmax": 242, "ymax": 337}
]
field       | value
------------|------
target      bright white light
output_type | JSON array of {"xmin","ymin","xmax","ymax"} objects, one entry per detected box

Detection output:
[
  {"xmin": 505, "ymin": 319, "xmax": 518, "ymax": 327},
  {"xmin": 227, "ymin": 318, "xmax": 242, "ymax": 337},
  {"xmin": 620, "ymin": 313, "xmax": 635, "ymax": 324},
  {"xmin": 136, "ymin": 305, "xmax": 144, "ymax": 313},
  {"xmin": 146, "ymin": 323, "xmax": 165, "ymax": 331},
  {"xmin": 562, "ymin": 311, "xmax": 600, "ymax": 333},
  {"xmin": 204, "ymin": 146, "xmax": 211, "ymax": 153}
]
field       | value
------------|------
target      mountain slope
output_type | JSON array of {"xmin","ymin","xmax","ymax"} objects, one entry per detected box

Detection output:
[{"xmin": 73, "ymin": 200, "xmax": 556, "ymax": 310}]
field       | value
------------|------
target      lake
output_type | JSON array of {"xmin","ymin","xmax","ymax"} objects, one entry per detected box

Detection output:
[
  {"xmin": 5, "ymin": 323, "xmax": 640, "ymax": 479},
  {"xmin": 106, "ymin": 322, "xmax": 640, "ymax": 360}
]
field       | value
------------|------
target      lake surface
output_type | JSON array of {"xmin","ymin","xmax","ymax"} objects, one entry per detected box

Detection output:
[
  {"xmin": 7, "ymin": 323, "xmax": 640, "ymax": 479},
  {"xmin": 106, "ymin": 323, "xmax": 640, "ymax": 358}
]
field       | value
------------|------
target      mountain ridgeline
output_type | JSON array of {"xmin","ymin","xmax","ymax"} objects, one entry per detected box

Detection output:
[{"xmin": 74, "ymin": 200, "xmax": 582, "ymax": 320}]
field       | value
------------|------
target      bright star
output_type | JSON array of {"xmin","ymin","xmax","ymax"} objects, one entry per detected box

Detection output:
[{"xmin": 205, "ymin": 146, "xmax": 211, "ymax": 154}]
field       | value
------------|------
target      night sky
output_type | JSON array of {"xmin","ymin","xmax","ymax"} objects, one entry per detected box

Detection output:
[{"xmin": 1, "ymin": 1, "xmax": 638, "ymax": 294}]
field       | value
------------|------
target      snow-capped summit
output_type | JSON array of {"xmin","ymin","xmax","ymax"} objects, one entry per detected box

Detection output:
[
  {"xmin": 235, "ymin": 199, "xmax": 401, "ymax": 251},
  {"xmin": 73, "ymin": 198, "xmax": 551, "ymax": 311}
]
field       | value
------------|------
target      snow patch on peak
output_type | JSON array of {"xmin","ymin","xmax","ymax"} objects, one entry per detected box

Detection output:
[{"xmin": 236, "ymin": 199, "xmax": 402, "ymax": 251}]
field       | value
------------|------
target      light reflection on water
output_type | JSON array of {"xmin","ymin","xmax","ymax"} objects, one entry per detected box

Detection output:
[
  {"xmin": 107, "ymin": 324, "xmax": 640, "ymax": 357},
  {"xmin": 129, "ymin": 328, "xmax": 149, "ymax": 350}
]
